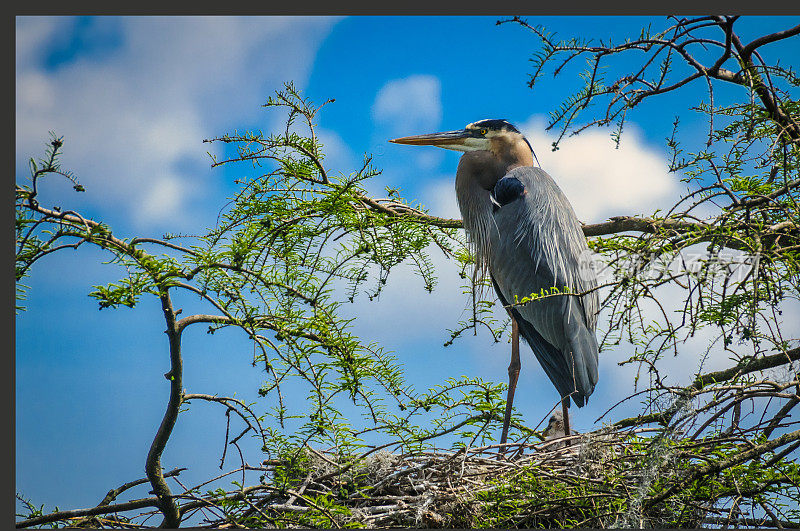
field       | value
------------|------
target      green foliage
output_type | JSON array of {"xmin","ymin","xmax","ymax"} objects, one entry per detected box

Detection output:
[
  {"xmin": 15, "ymin": 17, "xmax": 800, "ymax": 528},
  {"xmin": 90, "ymin": 271, "xmax": 156, "ymax": 309},
  {"xmin": 184, "ymin": 83, "xmax": 516, "ymax": 458},
  {"xmin": 271, "ymin": 445, "xmax": 314, "ymax": 487},
  {"xmin": 15, "ymin": 84, "xmax": 522, "ymax": 524}
]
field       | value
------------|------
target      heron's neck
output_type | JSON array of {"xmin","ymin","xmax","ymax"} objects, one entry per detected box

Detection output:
[
  {"xmin": 492, "ymin": 136, "xmax": 535, "ymax": 170},
  {"xmin": 455, "ymin": 153, "xmax": 499, "ymax": 275}
]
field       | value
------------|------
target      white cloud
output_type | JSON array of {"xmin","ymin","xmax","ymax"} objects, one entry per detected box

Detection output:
[
  {"xmin": 16, "ymin": 16, "xmax": 339, "ymax": 231},
  {"xmin": 137, "ymin": 175, "xmax": 195, "ymax": 226},
  {"xmin": 16, "ymin": 70, "xmax": 57, "ymax": 115},
  {"xmin": 372, "ymin": 75, "xmax": 442, "ymax": 137},
  {"xmin": 520, "ymin": 116, "xmax": 680, "ymax": 224},
  {"xmin": 414, "ymin": 150, "xmax": 445, "ymax": 171},
  {"xmin": 16, "ymin": 17, "xmax": 63, "ymax": 67},
  {"xmin": 317, "ymin": 128, "xmax": 355, "ymax": 177},
  {"xmin": 346, "ymin": 248, "xmax": 469, "ymax": 345},
  {"xmin": 420, "ymin": 176, "xmax": 460, "ymax": 219}
]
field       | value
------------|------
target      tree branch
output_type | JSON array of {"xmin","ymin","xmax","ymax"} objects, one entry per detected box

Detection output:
[
  {"xmin": 145, "ymin": 289, "xmax": 184, "ymax": 528},
  {"xmin": 613, "ymin": 347, "xmax": 800, "ymax": 428},
  {"xmin": 644, "ymin": 427, "xmax": 800, "ymax": 508},
  {"xmin": 691, "ymin": 347, "xmax": 800, "ymax": 392},
  {"xmin": 15, "ymin": 497, "xmax": 160, "ymax": 528}
]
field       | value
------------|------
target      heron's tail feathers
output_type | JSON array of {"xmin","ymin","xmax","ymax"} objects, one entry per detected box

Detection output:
[
  {"xmin": 566, "ymin": 316, "xmax": 599, "ymax": 407},
  {"xmin": 512, "ymin": 307, "xmax": 598, "ymax": 408}
]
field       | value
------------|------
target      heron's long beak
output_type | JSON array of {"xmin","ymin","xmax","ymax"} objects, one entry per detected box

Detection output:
[{"xmin": 390, "ymin": 129, "xmax": 472, "ymax": 149}]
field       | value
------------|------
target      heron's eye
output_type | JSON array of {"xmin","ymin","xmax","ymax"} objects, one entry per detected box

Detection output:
[{"xmin": 480, "ymin": 129, "xmax": 488, "ymax": 136}]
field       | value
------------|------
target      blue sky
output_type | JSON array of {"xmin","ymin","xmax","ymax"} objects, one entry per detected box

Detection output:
[{"xmin": 16, "ymin": 15, "xmax": 800, "ymax": 520}]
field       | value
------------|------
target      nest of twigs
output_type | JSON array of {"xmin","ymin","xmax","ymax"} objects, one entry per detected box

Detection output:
[{"xmin": 209, "ymin": 425, "xmax": 687, "ymax": 529}]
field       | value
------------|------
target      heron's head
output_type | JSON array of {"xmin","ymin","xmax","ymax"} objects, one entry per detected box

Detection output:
[{"xmin": 390, "ymin": 119, "xmax": 535, "ymax": 167}]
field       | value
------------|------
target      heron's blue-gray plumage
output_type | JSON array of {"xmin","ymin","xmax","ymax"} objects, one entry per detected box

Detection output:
[
  {"xmin": 394, "ymin": 120, "xmax": 600, "ymax": 410},
  {"xmin": 460, "ymin": 165, "xmax": 600, "ymax": 407}
]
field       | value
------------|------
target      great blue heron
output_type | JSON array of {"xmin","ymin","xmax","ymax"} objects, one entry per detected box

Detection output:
[{"xmin": 390, "ymin": 119, "xmax": 599, "ymax": 445}]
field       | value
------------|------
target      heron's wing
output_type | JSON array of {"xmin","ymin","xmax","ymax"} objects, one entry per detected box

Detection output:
[
  {"xmin": 489, "ymin": 166, "xmax": 600, "ymax": 407},
  {"xmin": 491, "ymin": 274, "xmax": 589, "ymax": 406}
]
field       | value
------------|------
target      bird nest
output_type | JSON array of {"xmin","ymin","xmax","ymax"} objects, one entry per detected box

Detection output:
[{"xmin": 208, "ymin": 425, "xmax": 685, "ymax": 529}]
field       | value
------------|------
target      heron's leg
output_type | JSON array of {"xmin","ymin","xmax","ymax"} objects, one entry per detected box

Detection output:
[
  {"xmin": 561, "ymin": 397, "xmax": 571, "ymax": 448},
  {"xmin": 500, "ymin": 318, "xmax": 521, "ymax": 450}
]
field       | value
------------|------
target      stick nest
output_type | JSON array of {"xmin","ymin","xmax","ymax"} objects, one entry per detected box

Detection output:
[{"xmin": 214, "ymin": 426, "xmax": 688, "ymax": 528}]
